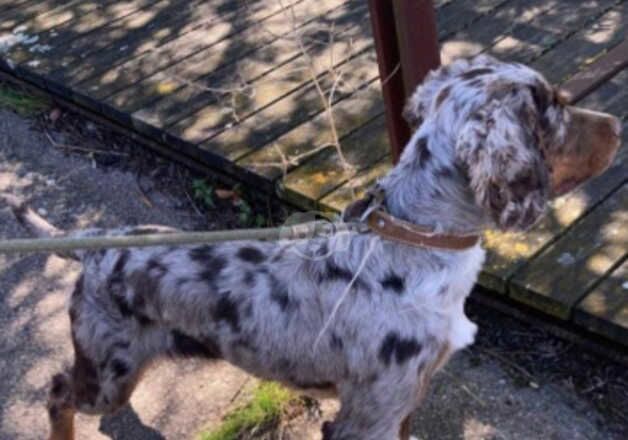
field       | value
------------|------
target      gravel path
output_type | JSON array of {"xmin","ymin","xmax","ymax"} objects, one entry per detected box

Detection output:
[{"xmin": 0, "ymin": 107, "xmax": 625, "ymax": 439}]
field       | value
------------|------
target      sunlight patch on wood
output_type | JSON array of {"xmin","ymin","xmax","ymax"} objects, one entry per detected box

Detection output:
[
  {"xmin": 440, "ymin": 41, "xmax": 483, "ymax": 64},
  {"xmin": 551, "ymin": 192, "xmax": 588, "ymax": 226}
]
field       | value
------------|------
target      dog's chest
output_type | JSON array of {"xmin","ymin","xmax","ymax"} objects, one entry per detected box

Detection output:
[{"xmin": 432, "ymin": 245, "xmax": 485, "ymax": 351}]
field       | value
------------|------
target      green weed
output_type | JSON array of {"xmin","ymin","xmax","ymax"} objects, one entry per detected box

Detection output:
[
  {"xmin": 0, "ymin": 83, "xmax": 49, "ymax": 115},
  {"xmin": 200, "ymin": 382, "xmax": 295, "ymax": 440}
]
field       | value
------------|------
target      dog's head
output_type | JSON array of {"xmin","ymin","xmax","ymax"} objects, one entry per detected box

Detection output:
[{"xmin": 403, "ymin": 55, "xmax": 621, "ymax": 231}]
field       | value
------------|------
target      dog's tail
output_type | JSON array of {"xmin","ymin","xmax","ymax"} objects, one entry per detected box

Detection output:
[{"xmin": 1, "ymin": 193, "xmax": 79, "ymax": 260}]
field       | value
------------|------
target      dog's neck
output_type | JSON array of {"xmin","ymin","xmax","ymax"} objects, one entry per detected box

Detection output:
[{"xmin": 378, "ymin": 125, "xmax": 488, "ymax": 235}]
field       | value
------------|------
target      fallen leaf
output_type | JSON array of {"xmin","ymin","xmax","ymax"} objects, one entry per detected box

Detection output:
[{"xmin": 215, "ymin": 189, "xmax": 235, "ymax": 199}]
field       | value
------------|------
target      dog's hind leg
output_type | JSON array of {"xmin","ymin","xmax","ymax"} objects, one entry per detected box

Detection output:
[
  {"xmin": 47, "ymin": 336, "xmax": 149, "ymax": 440},
  {"xmin": 47, "ymin": 373, "xmax": 76, "ymax": 440}
]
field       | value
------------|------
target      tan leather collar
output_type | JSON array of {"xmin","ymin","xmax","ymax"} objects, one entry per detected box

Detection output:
[{"xmin": 366, "ymin": 209, "xmax": 480, "ymax": 251}]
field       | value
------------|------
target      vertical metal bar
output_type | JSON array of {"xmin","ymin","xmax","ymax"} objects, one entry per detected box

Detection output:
[{"xmin": 368, "ymin": 0, "xmax": 440, "ymax": 162}]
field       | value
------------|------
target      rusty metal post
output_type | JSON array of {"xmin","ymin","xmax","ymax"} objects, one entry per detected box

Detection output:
[{"xmin": 368, "ymin": 0, "xmax": 441, "ymax": 162}]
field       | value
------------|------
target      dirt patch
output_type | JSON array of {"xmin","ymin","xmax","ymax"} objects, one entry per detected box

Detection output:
[{"xmin": 0, "ymin": 101, "xmax": 626, "ymax": 440}]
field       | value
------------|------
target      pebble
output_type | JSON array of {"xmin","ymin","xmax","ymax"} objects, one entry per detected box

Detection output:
[{"xmin": 37, "ymin": 208, "xmax": 47, "ymax": 216}]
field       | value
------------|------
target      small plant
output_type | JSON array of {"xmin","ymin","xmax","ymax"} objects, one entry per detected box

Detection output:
[
  {"xmin": 0, "ymin": 83, "xmax": 49, "ymax": 115},
  {"xmin": 235, "ymin": 197, "xmax": 266, "ymax": 228},
  {"xmin": 192, "ymin": 178, "xmax": 215, "ymax": 209},
  {"xmin": 227, "ymin": 184, "xmax": 267, "ymax": 228},
  {"xmin": 200, "ymin": 382, "xmax": 295, "ymax": 440}
]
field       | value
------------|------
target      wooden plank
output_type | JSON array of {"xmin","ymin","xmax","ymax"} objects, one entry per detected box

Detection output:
[
  {"xmin": 42, "ymin": 0, "xmax": 218, "ymax": 81},
  {"xmin": 575, "ymin": 259, "xmax": 628, "ymax": 344},
  {"xmin": 561, "ymin": 39, "xmax": 628, "ymax": 103},
  {"xmin": 119, "ymin": 0, "xmax": 366, "ymax": 125},
  {"xmin": 73, "ymin": 0, "xmax": 305, "ymax": 98},
  {"xmin": 147, "ymin": 0, "xmax": 501, "ymax": 149},
  {"xmin": 509, "ymin": 184, "xmax": 627, "ymax": 319},
  {"xmin": 224, "ymin": 53, "xmax": 383, "ymax": 168},
  {"xmin": 51, "ymin": 0, "xmax": 269, "ymax": 87},
  {"xmin": 577, "ymin": 68, "xmax": 628, "ymax": 119},
  {"xmin": 319, "ymin": 156, "xmax": 393, "ymax": 212},
  {"xmin": 2, "ymin": 0, "xmax": 157, "ymax": 68},
  {"xmin": 437, "ymin": 0, "xmax": 510, "ymax": 39},
  {"xmin": 0, "ymin": 0, "xmax": 38, "ymax": 15},
  {"xmin": 489, "ymin": 0, "xmax": 617, "ymax": 64},
  {"xmin": 533, "ymin": 2, "xmax": 628, "ymax": 86},
  {"xmin": 130, "ymin": 22, "xmax": 368, "ymax": 132},
  {"xmin": 440, "ymin": 0, "xmax": 555, "ymax": 62},
  {"xmin": 0, "ymin": 0, "xmax": 79, "ymax": 33},
  {"xmin": 164, "ymin": 15, "xmax": 372, "ymax": 148},
  {"xmin": 280, "ymin": 115, "xmax": 389, "ymax": 207}
]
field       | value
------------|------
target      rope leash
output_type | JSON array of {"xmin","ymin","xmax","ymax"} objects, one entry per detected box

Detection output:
[{"xmin": 0, "ymin": 221, "xmax": 370, "ymax": 255}]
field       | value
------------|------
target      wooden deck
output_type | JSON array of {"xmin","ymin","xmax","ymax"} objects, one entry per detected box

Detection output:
[{"xmin": 1, "ymin": 0, "xmax": 626, "ymax": 346}]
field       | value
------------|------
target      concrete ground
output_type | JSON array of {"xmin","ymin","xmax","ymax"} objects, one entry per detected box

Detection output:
[{"xmin": 0, "ymin": 107, "xmax": 626, "ymax": 440}]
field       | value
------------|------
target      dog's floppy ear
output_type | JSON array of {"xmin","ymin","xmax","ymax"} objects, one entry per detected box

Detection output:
[{"xmin": 455, "ymin": 86, "xmax": 550, "ymax": 230}]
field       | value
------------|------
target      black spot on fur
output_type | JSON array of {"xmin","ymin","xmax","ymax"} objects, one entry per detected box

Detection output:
[
  {"xmin": 322, "ymin": 422, "xmax": 335, "ymax": 440},
  {"xmin": 435, "ymin": 85, "xmax": 451, "ymax": 109},
  {"xmin": 415, "ymin": 137, "xmax": 431, "ymax": 167},
  {"xmin": 213, "ymin": 293, "xmax": 240, "ymax": 332},
  {"xmin": 243, "ymin": 271, "xmax": 255, "ymax": 287},
  {"xmin": 324, "ymin": 261, "xmax": 353, "ymax": 282},
  {"xmin": 314, "ymin": 242, "xmax": 329, "ymax": 258},
  {"xmin": 198, "ymin": 256, "xmax": 228, "ymax": 284},
  {"xmin": 437, "ymin": 166, "xmax": 454, "ymax": 179},
  {"xmin": 108, "ymin": 251, "xmax": 131, "ymax": 317},
  {"xmin": 269, "ymin": 275, "xmax": 297, "ymax": 312},
  {"xmin": 171, "ymin": 330, "xmax": 221, "ymax": 358},
  {"xmin": 136, "ymin": 313, "xmax": 153, "ymax": 327},
  {"xmin": 381, "ymin": 273, "xmax": 405, "ymax": 294},
  {"xmin": 50, "ymin": 374, "xmax": 67, "ymax": 398},
  {"xmin": 48, "ymin": 406, "xmax": 59, "ymax": 420},
  {"xmin": 379, "ymin": 332, "xmax": 422, "ymax": 366},
  {"xmin": 270, "ymin": 291, "xmax": 291, "ymax": 311},
  {"xmin": 146, "ymin": 258, "xmax": 167, "ymax": 277},
  {"xmin": 110, "ymin": 359, "xmax": 129, "ymax": 378},
  {"xmin": 294, "ymin": 380, "xmax": 334, "ymax": 390},
  {"xmin": 330, "ymin": 333, "xmax": 344, "ymax": 350},
  {"xmin": 71, "ymin": 274, "xmax": 84, "ymax": 301},
  {"xmin": 189, "ymin": 245, "xmax": 214, "ymax": 262},
  {"xmin": 237, "ymin": 246, "xmax": 266, "ymax": 263},
  {"xmin": 467, "ymin": 78, "xmax": 484, "ymax": 88},
  {"xmin": 107, "ymin": 250, "xmax": 129, "ymax": 292},
  {"xmin": 460, "ymin": 67, "xmax": 493, "ymax": 80},
  {"xmin": 72, "ymin": 340, "xmax": 100, "ymax": 407},
  {"xmin": 113, "ymin": 294, "xmax": 133, "ymax": 318},
  {"xmin": 317, "ymin": 260, "xmax": 369, "ymax": 292},
  {"xmin": 529, "ymin": 81, "xmax": 550, "ymax": 115}
]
